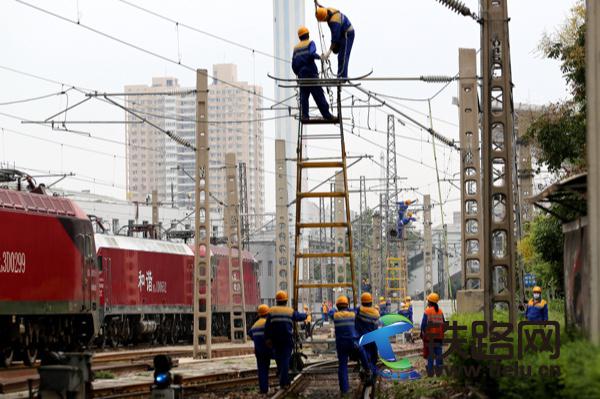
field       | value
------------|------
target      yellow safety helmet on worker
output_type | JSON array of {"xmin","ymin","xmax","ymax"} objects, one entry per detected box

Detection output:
[
  {"xmin": 427, "ymin": 292, "xmax": 440, "ymax": 304},
  {"xmin": 257, "ymin": 304, "xmax": 269, "ymax": 317},
  {"xmin": 276, "ymin": 290, "xmax": 288, "ymax": 302},
  {"xmin": 361, "ymin": 292, "xmax": 373, "ymax": 305},
  {"xmin": 336, "ymin": 295, "xmax": 349, "ymax": 307},
  {"xmin": 297, "ymin": 26, "xmax": 309, "ymax": 38}
]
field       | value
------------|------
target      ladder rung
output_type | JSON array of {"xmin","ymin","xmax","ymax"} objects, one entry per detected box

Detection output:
[
  {"xmin": 298, "ymin": 222, "xmax": 348, "ymax": 229},
  {"xmin": 301, "ymin": 117, "xmax": 340, "ymax": 125},
  {"xmin": 298, "ymin": 192, "xmax": 345, "ymax": 199},
  {"xmin": 296, "ymin": 282, "xmax": 354, "ymax": 289},
  {"xmin": 299, "ymin": 161, "xmax": 344, "ymax": 169},
  {"xmin": 296, "ymin": 252, "xmax": 350, "ymax": 258}
]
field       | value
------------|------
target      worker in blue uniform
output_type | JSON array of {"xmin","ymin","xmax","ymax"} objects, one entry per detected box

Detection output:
[
  {"xmin": 333, "ymin": 295, "xmax": 359, "ymax": 394},
  {"xmin": 525, "ymin": 286, "xmax": 548, "ymax": 321},
  {"xmin": 264, "ymin": 290, "xmax": 307, "ymax": 388},
  {"xmin": 292, "ymin": 26, "xmax": 335, "ymax": 121},
  {"xmin": 398, "ymin": 296, "xmax": 413, "ymax": 323},
  {"xmin": 315, "ymin": 3, "xmax": 354, "ymax": 78},
  {"xmin": 355, "ymin": 292, "xmax": 380, "ymax": 378},
  {"xmin": 249, "ymin": 304, "xmax": 272, "ymax": 394},
  {"xmin": 378, "ymin": 296, "xmax": 389, "ymax": 316}
]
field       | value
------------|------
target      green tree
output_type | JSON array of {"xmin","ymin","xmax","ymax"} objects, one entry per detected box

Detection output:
[
  {"xmin": 518, "ymin": 213, "xmax": 564, "ymax": 297},
  {"xmin": 525, "ymin": 1, "xmax": 586, "ymax": 175}
]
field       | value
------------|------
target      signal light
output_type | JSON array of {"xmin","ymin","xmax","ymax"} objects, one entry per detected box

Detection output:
[{"xmin": 153, "ymin": 355, "xmax": 173, "ymax": 389}]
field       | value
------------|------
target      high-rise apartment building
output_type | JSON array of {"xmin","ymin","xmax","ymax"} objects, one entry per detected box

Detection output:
[{"xmin": 125, "ymin": 64, "xmax": 265, "ymax": 232}]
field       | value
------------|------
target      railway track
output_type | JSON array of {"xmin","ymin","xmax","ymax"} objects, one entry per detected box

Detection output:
[{"xmin": 0, "ymin": 345, "xmax": 254, "ymax": 395}]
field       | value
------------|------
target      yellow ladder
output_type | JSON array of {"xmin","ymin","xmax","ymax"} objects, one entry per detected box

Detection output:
[{"xmin": 292, "ymin": 85, "xmax": 358, "ymax": 309}]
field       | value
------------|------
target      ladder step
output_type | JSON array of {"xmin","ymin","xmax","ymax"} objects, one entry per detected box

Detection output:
[
  {"xmin": 296, "ymin": 252, "xmax": 350, "ymax": 258},
  {"xmin": 301, "ymin": 117, "xmax": 340, "ymax": 125},
  {"xmin": 297, "ymin": 282, "xmax": 354, "ymax": 289},
  {"xmin": 298, "ymin": 192, "xmax": 345, "ymax": 199},
  {"xmin": 298, "ymin": 161, "xmax": 344, "ymax": 169},
  {"xmin": 297, "ymin": 222, "xmax": 348, "ymax": 229},
  {"xmin": 300, "ymin": 134, "xmax": 341, "ymax": 140}
]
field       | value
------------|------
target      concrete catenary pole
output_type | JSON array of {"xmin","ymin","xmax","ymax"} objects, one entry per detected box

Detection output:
[
  {"xmin": 586, "ymin": 0, "xmax": 600, "ymax": 345},
  {"xmin": 193, "ymin": 69, "xmax": 212, "ymax": 359},
  {"xmin": 481, "ymin": 0, "xmax": 518, "ymax": 327}
]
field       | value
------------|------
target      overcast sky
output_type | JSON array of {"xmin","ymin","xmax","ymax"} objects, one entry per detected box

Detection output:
[{"xmin": 0, "ymin": 0, "xmax": 578, "ymax": 227}]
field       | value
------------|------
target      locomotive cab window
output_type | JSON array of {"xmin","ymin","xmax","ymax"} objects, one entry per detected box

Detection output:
[{"xmin": 97, "ymin": 255, "xmax": 103, "ymax": 271}]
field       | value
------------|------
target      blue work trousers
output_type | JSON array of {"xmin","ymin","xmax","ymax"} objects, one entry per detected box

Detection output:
[
  {"xmin": 426, "ymin": 340, "xmax": 443, "ymax": 376},
  {"xmin": 255, "ymin": 353, "xmax": 271, "ymax": 393},
  {"xmin": 300, "ymin": 85, "xmax": 333, "ymax": 119},
  {"xmin": 359, "ymin": 342, "xmax": 379, "ymax": 375},
  {"xmin": 336, "ymin": 340, "xmax": 356, "ymax": 393},
  {"xmin": 337, "ymin": 30, "xmax": 355, "ymax": 78},
  {"xmin": 273, "ymin": 345, "xmax": 292, "ymax": 387}
]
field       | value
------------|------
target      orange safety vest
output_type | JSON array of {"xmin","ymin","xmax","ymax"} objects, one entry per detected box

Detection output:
[{"xmin": 424, "ymin": 306, "xmax": 445, "ymax": 340}]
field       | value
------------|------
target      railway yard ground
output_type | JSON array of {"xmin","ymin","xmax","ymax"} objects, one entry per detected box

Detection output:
[{"xmin": 0, "ymin": 339, "xmax": 430, "ymax": 399}]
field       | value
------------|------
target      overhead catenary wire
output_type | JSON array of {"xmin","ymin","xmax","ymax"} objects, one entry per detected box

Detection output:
[
  {"xmin": 116, "ymin": 0, "xmax": 290, "ymax": 64},
  {"xmin": 13, "ymin": 0, "xmax": 289, "ymax": 108},
  {"xmin": 0, "ymin": 90, "xmax": 69, "ymax": 106}
]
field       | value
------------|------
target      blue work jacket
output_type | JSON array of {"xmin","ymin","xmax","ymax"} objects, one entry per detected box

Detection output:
[
  {"xmin": 264, "ymin": 305, "xmax": 307, "ymax": 347},
  {"xmin": 249, "ymin": 317, "xmax": 270, "ymax": 356},
  {"xmin": 292, "ymin": 40, "xmax": 320, "ymax": 78},
  {"xmin": 326, "ymin": 8, "xmax": 353, "ymax": 49},
  {"xmin": 355, "ymin": 305, "xmax": 380, "ymax": 337},
  {"xmin": 525, "ymin": 299, "xmax": 549, "ymax": 321},
  {"xmin": 334, "ymin": 310, "xmax": 359, "ymax": 341}
]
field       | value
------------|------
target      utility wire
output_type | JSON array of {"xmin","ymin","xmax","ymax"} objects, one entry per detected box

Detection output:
[
  {"xmin": 0, "ymin": 90, "xmax": 68, "ymax": 106},
  {"xmin": 117, "ymin": 0, "xmax": 289, "ymax": 64},
  {"xmin": 13, "ymin": 0, "xmax": 286, "ymax": 107}
]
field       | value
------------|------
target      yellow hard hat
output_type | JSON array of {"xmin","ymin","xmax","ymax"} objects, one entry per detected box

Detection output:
[
  {"xmin": 297, "ymin": 26, "xmax": 309, "ymax": 38},
  {"xmin": 361, "ymin": 292, "xmax": 373, "ymax": 304},
  {"xmin": 336, "ymin": 295, "xmax": 349, "ymax": 306},
  {"xmin": 257, "ymin": 304, "xmax": 270, "ymax": 316},
  {"xmin": 276, "ymin": 290, "xmax": 288, "ymax": 302},
  {"xmin": 379, "ymin": 296, "xmax": 385, "ymax": 302},
  {"xmin": 304, "ymin": 305, "xmax": 309, "ymax": 310},
  {"xmin": 533, "ymin": 286, "xmax": 542, "ymax": 293},
  {"xmin": 405, "ymin": 296, "xmax": 412, "ymax": 302},
  {"xmin": 315, "ymin": 7, "xmax": 328, "ymax": 22},
  {"xmin": 427, "ymin": 292, "xmax": 440, "ymax": 304}
]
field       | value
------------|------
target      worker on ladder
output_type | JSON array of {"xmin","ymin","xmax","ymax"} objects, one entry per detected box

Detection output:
[
  {"xmin": 264, "ymin": 291, "xmax": 307, "ymax": 388},
  {"xmin": 292, "ymin": 26, "xmax": 335, "ymax": 121},
  {"xmin": 355, "ymin": 292, "xmax": 380, "ymax": 381},
  {"xmin": 315, "ymin": 2, "xmax": 354, "ymax": 79},
  {"xmin": 249, "ymin": 304, "xmax": 272, "ymax": 394}
]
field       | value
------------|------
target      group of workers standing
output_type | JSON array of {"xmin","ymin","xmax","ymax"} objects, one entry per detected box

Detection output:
[
  {"xmin": 249, "ymin": 285, "xmax": 549, "ymax": 394},
  {"xmin": 248, "ymin": 290, "xmax": 446, "ymax": 395},
  {"xmin": 292, "ymin": 2, "xmax": 354, "ymax": 121}
]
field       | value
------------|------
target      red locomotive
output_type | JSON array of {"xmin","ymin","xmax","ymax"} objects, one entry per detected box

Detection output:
[
  {"xmin": 0, "ymin": 187, "xmax": 100, "ymax": 366},
  {"xmin": 0, "ymin": 183, "xmax": 260, "ymax": 366}
]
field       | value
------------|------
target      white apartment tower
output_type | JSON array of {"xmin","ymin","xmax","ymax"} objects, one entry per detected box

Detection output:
[
  {"xmin": 273, "ymin": 0, "xmax": 305, "ymax": 168},
  {"xmin": 125, "ymin": 65, "xmax": 265, "ymax": 232}
]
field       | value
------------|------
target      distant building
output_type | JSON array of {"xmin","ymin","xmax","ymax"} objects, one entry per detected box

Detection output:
[{"xmin": 124, "ymin": 64, "xmax": 265, "ymax": 234}]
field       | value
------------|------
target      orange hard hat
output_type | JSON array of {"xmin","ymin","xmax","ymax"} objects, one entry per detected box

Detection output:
[
  {"xmin": 533, "ymin": 286, "xmax": 542, "ymax": 293},
  {"xmin": 297, "ymin": 26, "xmax": 309, "ymax": 38},
  {"xmin": 361, "ymin": 292, "xmax": 373, "ymax": 304},
  {"xmin": 427, "ymin": 292, "xmax": 440, "ymax": 304},
  {"xmin": 257, "ymin": 304, "xmax": 269, "ymax": 316},
  {"xmin": 315, "ymin": 7, "xmax": 328, "ymax": 22},
  {"xmin": 336, "ymin": 295, "xmax": 349, "ymax": 306},
  {"xmin": 276, "ymin": 290, "xmax": 288, "ymax": 302}
]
